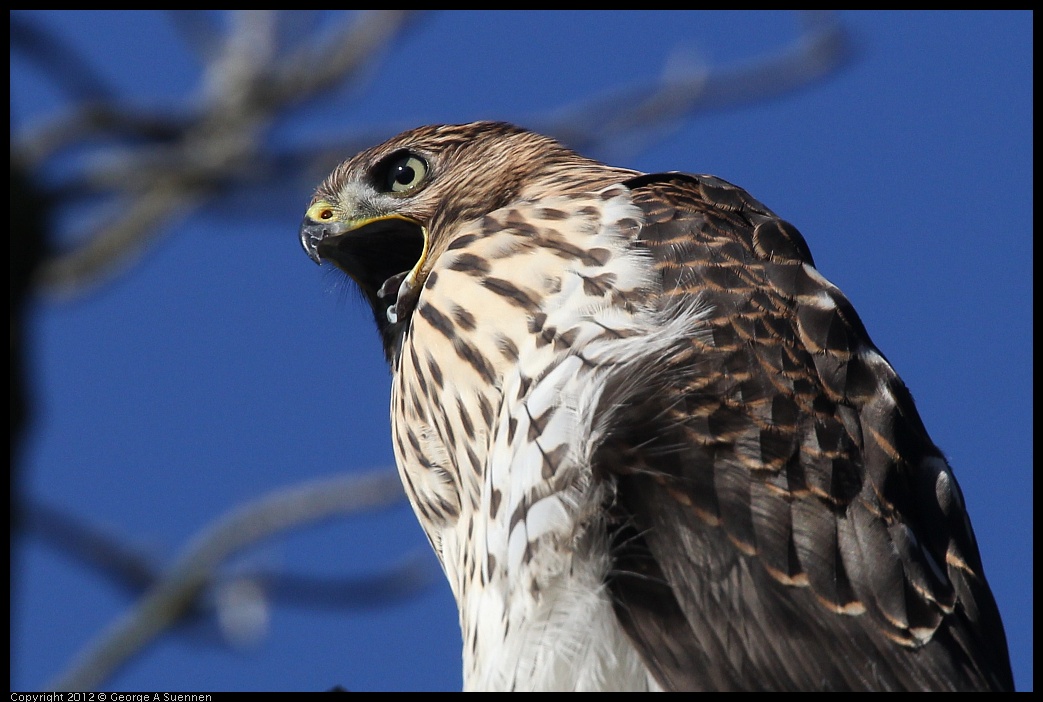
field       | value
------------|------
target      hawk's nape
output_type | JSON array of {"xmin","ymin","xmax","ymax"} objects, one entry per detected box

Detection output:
[{"xmin": 300, "ymin": 121, "xmax": 1013, "ymax": 691}]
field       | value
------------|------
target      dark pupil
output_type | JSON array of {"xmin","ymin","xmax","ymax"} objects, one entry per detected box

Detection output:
[{"xmin": 393, "ymin": 163, "xmax": 415, "ymax": 186}]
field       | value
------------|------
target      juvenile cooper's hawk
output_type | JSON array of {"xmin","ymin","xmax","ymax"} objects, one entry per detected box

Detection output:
[{"xmin": 300, "ymin": 122, "xmax": 1013, "ymax": 691}]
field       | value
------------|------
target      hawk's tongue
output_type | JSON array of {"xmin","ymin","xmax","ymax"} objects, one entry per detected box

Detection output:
[{"xmin": 378, "ymin": 270, "xmax": 420, "ymax": 324}]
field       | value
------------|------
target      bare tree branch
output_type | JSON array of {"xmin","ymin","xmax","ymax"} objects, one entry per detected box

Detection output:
[
  {"xmin": 25, "ymin": 496, "xmax": 435, "ymax": 619},
  {"xmin": 46, "ymin": 470, "xmax": 417, "ymax": 691},
  {"xmin": 164, "ymin": 10, "xmax": 225, "ymax": 63},
  {"xmin": 539, "ymin": 11, "xmax": 853, "ymax": 156},
  {"xmin": 17, "ymin": 105, "xmax": 188, "ymax": 167},
  {"xmin": 25, "ymin": 499, "xmax": 160, "ymax": 595},
  {"xmin": 13, "ymin": 11, "xmax": 850, "ymax": 299},
  {"xmin": 10, "ymin": 13, "xmax": 116, "ymax": 103},
  {"xmin": 18, "ymin": 11, "xmax": 422, "ymax": 298},
  {"xmin": 263, "ymin": 10, "xmax": 422, "ymax": 109}
]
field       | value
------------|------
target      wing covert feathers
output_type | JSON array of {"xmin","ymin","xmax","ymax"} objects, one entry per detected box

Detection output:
[{"xmin": 599, "ymin": 172, "xmax": 1012, "ymax": 691}]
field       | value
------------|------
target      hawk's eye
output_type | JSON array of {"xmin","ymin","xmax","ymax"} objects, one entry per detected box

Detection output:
[{"xmin": 379, "ymin": 152, "xmax": 428, "ymax": 194}]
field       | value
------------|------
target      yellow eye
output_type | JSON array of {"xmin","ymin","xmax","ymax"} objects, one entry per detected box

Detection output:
[{"xmin": 383, "ymin": 153, "xmax": 428, "ymax": 194}]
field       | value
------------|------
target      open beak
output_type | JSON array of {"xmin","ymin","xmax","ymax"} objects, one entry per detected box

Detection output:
[{"xmin": 300, "ymin": 212, "xmax": 429, "ymax": 324}]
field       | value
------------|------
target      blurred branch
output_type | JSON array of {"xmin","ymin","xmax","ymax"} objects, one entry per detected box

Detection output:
[
  {"xmin": 27, "ymin": 495, "xmax": 435, "ymax": 618},
  {"xmin": 11, "ymin": 11, "xmax": 850, "ymax": 299},
  {"xmin": 290, "ymin": 12, "xmax": 855, "ymax": 197},
  {"xmin": 10, "ymin": 13, "xmax": 116, "ymax": 102},
  {"xmin": 19, "ymin": 105, "xmax": 188, "ymax": 167},
  {"xmin": 262, "ymin": 10, "xmax": 420, "ymax": 109},
  {"xmin": 165, "ymin": 10, "xmax": 226, "ymax": 62},
  {"xmin": 540, "ymin": 11, "xmax": 853, "ymax": 156},
  {"xmin": 13, "ymin": 10, "xmax": 422, "ymax": 298},
  {"xmin": 46, "ymin": 470, "xmax": 423, "ymax": 691},
  {"xmin": 26, "ymin": 499, "xmax": 158, "ymax": 594}
]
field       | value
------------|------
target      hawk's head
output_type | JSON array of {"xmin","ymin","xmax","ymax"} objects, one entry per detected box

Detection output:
[{"xmin": 300, "ymin": 121, "xmax": 631, "ymax": 358}]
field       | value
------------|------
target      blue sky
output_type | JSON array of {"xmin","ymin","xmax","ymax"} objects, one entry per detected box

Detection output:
[{"xmin": 11, "ymin": 11, "xmax": 1032, "ymax": 692}]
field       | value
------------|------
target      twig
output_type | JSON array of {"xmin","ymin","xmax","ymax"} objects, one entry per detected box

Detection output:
[
  {"xmin": 18, "ymin": 11, "xmax": 421, "ymax": 298},
  {"xmin": 540, "ymin": 11, "xmax": 853, "ymax": 156},
  {"xmin": 46, "ymin": 470, "xmax": 409, "ymax": 691}
]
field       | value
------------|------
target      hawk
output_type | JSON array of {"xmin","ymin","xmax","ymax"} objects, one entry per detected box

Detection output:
[{"xmin": 300, "ymin": 121, "xmax": 1013, "ymax": 691}]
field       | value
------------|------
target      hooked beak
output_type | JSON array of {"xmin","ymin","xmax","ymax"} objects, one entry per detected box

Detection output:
[{"xmin": 299, "ymin": 212, "xmax": 429, "ymax": 326}]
